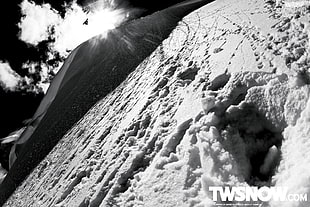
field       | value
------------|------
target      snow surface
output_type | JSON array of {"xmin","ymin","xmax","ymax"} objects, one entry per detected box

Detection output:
[{"xmin": 3, "ymin": 0, "xmax": 310, "ymax": 206}]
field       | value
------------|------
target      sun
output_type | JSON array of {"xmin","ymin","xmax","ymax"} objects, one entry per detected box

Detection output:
[
  {"xmin": 85, "ymin": 0, "xmax": 128, "ymax": 37},
  {"xmin": 52, "ymin": 0, "xmax": 128, "ymax": 57},
  {"xmin": 86, "ymin": 6, "xmax": 126, "ymax": 39}
]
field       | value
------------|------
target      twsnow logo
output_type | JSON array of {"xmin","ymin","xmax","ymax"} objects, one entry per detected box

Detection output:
[{"xmin": 209, "ymin": 186, "xmax": 308, "ymax": 202}]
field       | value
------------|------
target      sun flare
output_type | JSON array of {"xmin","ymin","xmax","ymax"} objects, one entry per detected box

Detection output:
[{"xmin": 52, "ymin": 1, "xmax": 128, "ymax": 56}]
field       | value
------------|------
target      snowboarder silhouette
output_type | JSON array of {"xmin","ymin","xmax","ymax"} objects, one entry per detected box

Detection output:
[{"xmin": 83, "ymin": 18, "xmax": 88, "ymax": 25}]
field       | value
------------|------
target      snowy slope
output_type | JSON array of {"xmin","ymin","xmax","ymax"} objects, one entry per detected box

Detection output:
[
  {"xmin": 0, "ymin": 0, "xmax": 210, "ymax": 204},
  {"xmin": 3, "ymin": 0, "xmax": 310, "ymax": 206}
]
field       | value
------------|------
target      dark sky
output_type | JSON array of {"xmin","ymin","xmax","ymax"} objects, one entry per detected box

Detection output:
[{"xmin": 0, "ymin": 0, "xmax": 189, "ymax": 139}]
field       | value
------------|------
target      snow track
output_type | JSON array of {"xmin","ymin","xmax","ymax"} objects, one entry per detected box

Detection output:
[{"xmin": 4, "ymin": 0, "xmax": 310, "ymax": 206}]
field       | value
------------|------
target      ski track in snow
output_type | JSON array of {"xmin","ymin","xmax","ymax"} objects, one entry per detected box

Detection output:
[{"xmin": 4, "ymin": 0, "xmax": 310, "ymax": 206}]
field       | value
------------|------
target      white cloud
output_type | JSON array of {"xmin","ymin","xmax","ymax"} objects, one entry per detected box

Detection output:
[
  {"xmin": 18, "ymin": 0, "xmax": 61, "ymax": 45},
  {"xmin": 0, "ymin": 61, "xmax": 22, "ymax": 91},
  {"xmin": 19, "ymin": 0, "xmax": 127, "ymax": 56},
  {"xmin": 19, "ymin": 58, "xmax": 61, "ymax": 94}
]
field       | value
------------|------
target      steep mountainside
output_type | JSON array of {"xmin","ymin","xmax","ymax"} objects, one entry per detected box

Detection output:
[
  {"xmin": 0, "ymin": 0, "xmax": 210, "ymax": 205},
  {"xmin": 3, "ymin": 0, "xmax": 310, "ymax": 206}
]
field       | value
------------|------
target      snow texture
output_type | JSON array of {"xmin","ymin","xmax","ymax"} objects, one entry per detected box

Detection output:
[{"xmin": 3, "ymin": 0, "xmax": 310, "ymax": 206}]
